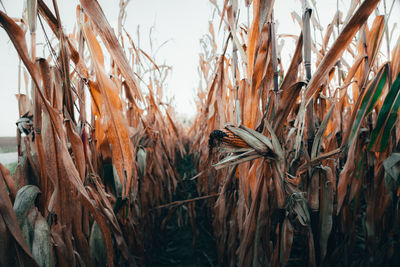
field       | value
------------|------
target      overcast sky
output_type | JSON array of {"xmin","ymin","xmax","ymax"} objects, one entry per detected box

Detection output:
[{"xmin": 0, "ymin": 0, "xmax": 398, "ymax": 136}]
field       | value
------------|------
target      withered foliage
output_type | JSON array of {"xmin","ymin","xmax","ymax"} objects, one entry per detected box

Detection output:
[
  {"xmin": 0, "ymin": 0, "xmax": 186, "ymax": 266},
  {"xmin": 191, "ymin": 0, "xmax": 400, "ymax": 266},
  {"xmin": 1, "ymin": 0, "xmax": 400, "ymax": 267}
]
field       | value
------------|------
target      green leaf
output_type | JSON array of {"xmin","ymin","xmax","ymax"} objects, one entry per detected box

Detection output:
[
  {"xmin": 368, "ymin": 72, "xmax": 400, "ymax": 151},
  {"xmin": 348, "ymin": 64, "xmax": 388, "ymax": 145}
]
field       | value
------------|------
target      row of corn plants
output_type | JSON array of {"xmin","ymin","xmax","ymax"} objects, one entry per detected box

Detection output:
[
  {"xmin": 0, "ymin": 0, "xmax": 188, "ymax": 266},
  {"xmin": 191, "ymin": 0, "xmax": 400, "ymax": 266}
]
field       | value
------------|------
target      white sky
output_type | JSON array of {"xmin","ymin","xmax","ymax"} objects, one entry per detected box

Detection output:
[{"xmin": 0, "ymin": 0, "xmax": 399, "ymax": 136}]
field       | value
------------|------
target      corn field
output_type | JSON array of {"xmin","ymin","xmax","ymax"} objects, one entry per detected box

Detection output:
[{"xmin": 0, "ymin": 0, "xmax": 399, "ymax": 266}]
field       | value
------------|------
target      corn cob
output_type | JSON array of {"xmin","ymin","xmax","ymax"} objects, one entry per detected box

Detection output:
[{"xmin": 209, "ymin": 129, "xmax": 249, "ymax": 150}]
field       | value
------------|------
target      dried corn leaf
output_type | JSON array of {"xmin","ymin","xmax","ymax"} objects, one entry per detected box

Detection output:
[
  {"xmin": 304, "ymin": 0, "xmax": 381, "ymax": 103},
  {"xmin": 82, "ymin": 22, "xmax": 134, "ymax": 198},
  {"xmin": 79, "ymin": 0, "xmax": 144, "ymax": 102},
  {"xmin": 0, "ymin": 176, "xmax": 38, "ymax": 266}
]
